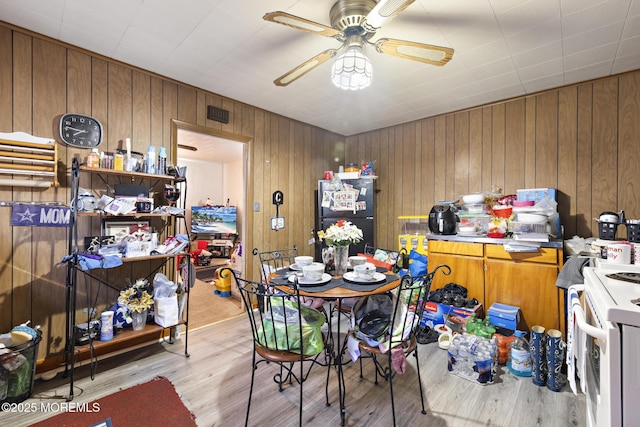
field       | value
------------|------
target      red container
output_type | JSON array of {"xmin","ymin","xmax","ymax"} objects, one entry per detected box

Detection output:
[{"xmin": 492, "ymin": 206, "xmax": 513, "ymax": 218}]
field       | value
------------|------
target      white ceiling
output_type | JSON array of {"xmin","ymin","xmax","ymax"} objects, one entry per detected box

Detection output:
[
  {"xmin": 177, "ymin": 129, "xmax": 243, "ymax": 164},
  {"xmin": 1, "ymin": 0, "xmax": 640, "ymax": 137}
]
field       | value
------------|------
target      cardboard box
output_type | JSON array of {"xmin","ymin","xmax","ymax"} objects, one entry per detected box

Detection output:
[
  {"xmin": 487, "ymin": 303, "xmax": 520, "ymax": 331},
  {"xmin": 421, "ymin": 302, "xmax": 483, "ymax": 329}
]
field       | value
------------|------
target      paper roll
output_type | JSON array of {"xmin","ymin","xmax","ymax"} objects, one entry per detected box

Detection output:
[{"xmin": 607, "ymin": 243, "xmax": 631, "ymax": 264}]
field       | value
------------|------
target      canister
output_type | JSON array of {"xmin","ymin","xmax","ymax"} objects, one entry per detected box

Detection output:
[
  {"xmin": 113, "ymin": 153, "xmax": 124, "ymax": 171},
  {"xmin": 100, "ymin": 311, "xmax": 114, "ymax": 341}
]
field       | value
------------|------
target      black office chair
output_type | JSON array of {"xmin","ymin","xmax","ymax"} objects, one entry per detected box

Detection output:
[
  {"xmin": 351, "ymin": 264, "xmax": 451, "ymax": 426},
  {"xmin": 223, "ymin": 267, "xmax": 327, "ymax": 427}
]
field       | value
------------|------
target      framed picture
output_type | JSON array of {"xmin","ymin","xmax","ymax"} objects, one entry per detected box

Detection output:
[{"xmin": 103, "ymin": 221, "xmax": 150, "ymax": 243}]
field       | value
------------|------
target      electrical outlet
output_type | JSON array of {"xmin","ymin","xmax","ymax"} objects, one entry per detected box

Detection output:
[{"xmin": 253, "ymin": 201, "xmax": 260, "ymax": 212}]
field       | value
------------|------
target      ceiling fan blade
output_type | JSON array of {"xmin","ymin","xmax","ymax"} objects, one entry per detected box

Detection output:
[
  {"xmin": 264, "ymin": 11, "xmax": 344, "ymax": 39},
  {"xmin": 362, "ymin": 0, "xmax": 416, "ymax": 32},
  {"xmin": 375, "ymin": 38, "xmax": 454, "ymax": 66},
  {"xmin": 274, "ymin": 49, "xmax": 338, "ymax": 87}
]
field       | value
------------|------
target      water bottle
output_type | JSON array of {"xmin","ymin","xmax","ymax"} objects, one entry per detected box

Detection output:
[
  {"xmin": 158, "ymin": 146, "xmax": 167, "ymax": 175},
  {"xmin": 146, "ymin": 146, "xmax": 156, "ymax": 174},
  {"xmin": 508, "ymin": 330, "xmax": 532, "ymax": 376}
]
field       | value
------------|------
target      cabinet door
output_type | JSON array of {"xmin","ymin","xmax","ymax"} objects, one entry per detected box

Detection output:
[
  {"xmin": 485, "ymin": 259, "xmax": 560, "ymax": 331},
  {"xmin": 428, "ymin": 252, "xmax": 485, "ymax": 307}
]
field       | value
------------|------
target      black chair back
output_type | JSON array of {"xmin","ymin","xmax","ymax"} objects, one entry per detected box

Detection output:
[{"xmin": 253, "ymin": 246, "xmax": 298, "ymax": 282}]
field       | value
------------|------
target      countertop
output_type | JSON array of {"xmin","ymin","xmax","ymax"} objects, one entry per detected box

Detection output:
[{"xmin": 426, "ymin": 233, "xmax": 563, "ymax": 248}]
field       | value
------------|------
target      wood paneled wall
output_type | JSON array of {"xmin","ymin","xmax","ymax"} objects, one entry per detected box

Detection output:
[
  {"xmin": 2, "ymin": 21, "xmax": 640, "ymax": 366},
  {"xmin": 0, "ymin": 23, "xmax": 343, "ymax": 363},
  {"xmin": 348, "ymin": 73, "xmax": 640, "ymax": 249}
]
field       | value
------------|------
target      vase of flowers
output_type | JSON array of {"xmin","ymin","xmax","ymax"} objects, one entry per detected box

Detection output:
[
  {"xmin": 118, "ymin": 278, "xmax": 154, "ymax": 330},
  {"xmin": 317, "ymin": 220, "xmax": 363, "ymax": 276}
]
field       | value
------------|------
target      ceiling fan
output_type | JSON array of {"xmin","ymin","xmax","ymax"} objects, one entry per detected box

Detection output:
[{"xmin": 264, "ymin": 0, "xmax": 454, "ymax": 88}]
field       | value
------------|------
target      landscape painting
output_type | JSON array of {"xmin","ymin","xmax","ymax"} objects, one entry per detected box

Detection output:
[{"xmin": 191, "ymin": 206, "xmax": 237, "ymax": 234}]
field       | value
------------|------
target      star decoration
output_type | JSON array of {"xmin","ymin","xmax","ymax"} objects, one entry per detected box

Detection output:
[{"xmin": 17, "ymin": 208, "xmax": 37, "ymax": 223}]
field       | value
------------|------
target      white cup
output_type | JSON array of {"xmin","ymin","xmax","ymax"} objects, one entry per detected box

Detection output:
[
  {"xmin": 302, "ymin": 263, "xmax": 324, "ymax": 281},
  {"xmin": 354, "ymin": 262, "xmax": 376, "ymax": 280},
  {"xmin": 607, "ymin": 243, "xmax": 631, "ymax": 264},
  {"xmin": 294, "ymin": 256, "xmax": 313, "ymax": 267},
  {"xmin": 349, "ymin": 256, "xmax": 366, "ymax": 267},
  {"xmin": 633, "ymin": 243, "xmax": 640, "ymax": 264}
]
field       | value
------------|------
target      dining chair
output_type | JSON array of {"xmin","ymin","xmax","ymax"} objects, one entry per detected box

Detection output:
[
  {"xmin": 223, "ymin": 267, "xmax": 327, "ymax": 427},
  {"xmin": 351, "ymin": 263, "xmax": 451, "ymax": 426},
  {"xmin": 253, "ymin": 246, "xmax": 299, "ymax": 282},
  {"xmin": 253, "ymin": 246, "xmax": 326, "ymax": 311}
]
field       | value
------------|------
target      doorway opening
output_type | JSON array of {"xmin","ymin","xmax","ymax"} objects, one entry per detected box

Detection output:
[{"xmin": 171, "ymin": 120, "xmax": 250, "ymax": 330}]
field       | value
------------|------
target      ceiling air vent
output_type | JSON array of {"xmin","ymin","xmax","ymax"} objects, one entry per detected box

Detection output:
[{"xmin": 207, "ymin": 106, "xmax": 230, "ymax": 124}]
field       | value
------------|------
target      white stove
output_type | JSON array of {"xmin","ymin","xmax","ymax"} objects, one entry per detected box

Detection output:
[
  {"xmin": 577, "ymin": 265, "xmax": 640, "ymax": 427},
  {"xmin": 591, "ymin": 267, "xmax": 640, "ymax": 326}
]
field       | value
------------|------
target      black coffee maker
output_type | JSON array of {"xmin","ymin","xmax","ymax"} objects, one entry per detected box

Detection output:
[{"xmin": 429, "ymin": 204, "xmax": 457, "ymax": 235}]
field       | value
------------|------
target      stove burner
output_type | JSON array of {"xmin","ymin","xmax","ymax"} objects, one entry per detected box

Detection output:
[{"xmin": 606, "ymin": 272, "xmax": 640, "ymax": 284}]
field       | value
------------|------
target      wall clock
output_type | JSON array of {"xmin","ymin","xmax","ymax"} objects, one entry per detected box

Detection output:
[{"xmin": 58, "ymin": 113, "xmax": 103, "ymax": 148}]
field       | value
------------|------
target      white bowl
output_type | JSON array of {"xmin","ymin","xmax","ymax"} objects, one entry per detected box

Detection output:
[
  {"xmin": 302, "ymin": 262, "xmax": 324, "ymax": 281},
  {"xmin": 349, "ymin": 256, "xmax": 366, "ymax": 266},
  {"xmin": 354, "ymin": 262, "xmax": 376, "ymax": 280},
  {"xmin": 462, "ymin": 193, "xmax": 484, "ymax": 204},
  {"xmin": 294, "ymin": 256, "xmax": 313, "ymax": 267},
  {"xmin": 517, "ymin": 213, "xmax": 548, "ymax": 224},
  {"xmin": 458, "ymin": 225, "xmax": 477, "ymax": 234}
]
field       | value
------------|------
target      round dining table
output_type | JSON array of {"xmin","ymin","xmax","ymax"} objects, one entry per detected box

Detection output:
[{"xmin": 269, "ymin": 268, "xmax": 402, "ymax": 426}]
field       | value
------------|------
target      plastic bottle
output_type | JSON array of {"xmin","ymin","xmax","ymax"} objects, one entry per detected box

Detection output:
[
  {"xmin": 508, "ymin": 330, "xmax": 532, "ymax": 376},
  {"xmin": 146, "ymin": 146, "xmax": 156, "ymax": 174},
  {"xmin": 87, "ymin": 149, "xmax": 100, "ymax": 168},
  {"xmin": 157, "ymin": 146, "xmax": 167, "ymax": 175}
]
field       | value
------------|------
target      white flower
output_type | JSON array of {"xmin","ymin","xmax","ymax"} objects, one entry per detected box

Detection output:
[{"xmin": 317, "ymin": 220, "xmax": 363, "ymax": 247}]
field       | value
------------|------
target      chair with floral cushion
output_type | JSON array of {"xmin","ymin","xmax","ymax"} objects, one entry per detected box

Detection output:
[
  {"xmin": 349, "ymin": 264, "xmax": 451, "ymax": 426},
  {"xmin": 223, "ymin": 267, "xmax": 327, "ymax": 427}
]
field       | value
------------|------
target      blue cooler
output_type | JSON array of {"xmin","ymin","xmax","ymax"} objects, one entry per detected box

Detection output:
[{"xmin": 488, "ymin": 303, "xmax": 520, "ymax": 331}]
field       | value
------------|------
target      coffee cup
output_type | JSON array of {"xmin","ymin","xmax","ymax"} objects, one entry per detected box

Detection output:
[
  {"xmin": 349, "ymin": 256, "xmax": 366, "ymax": 267},
  {"xmin": 302, "ymin": 263, "xmax": 324, "ymax": 281},
  {"xmin": 294, "ymin": 256, "xmax": 313, "ymax": 267},
  {"xmin": 354, "ymin": 262, "xmax": 376, "ymax": 280}
]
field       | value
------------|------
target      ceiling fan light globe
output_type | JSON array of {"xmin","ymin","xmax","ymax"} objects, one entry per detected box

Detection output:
[{"xmin": 331, "ymin": 46, "xmax": 373, "ymax": 90}]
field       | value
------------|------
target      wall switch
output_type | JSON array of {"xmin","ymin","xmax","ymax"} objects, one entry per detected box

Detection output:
[{"xmin": 253, "ymin": 201, "xmax": 260, "ymax": 212}]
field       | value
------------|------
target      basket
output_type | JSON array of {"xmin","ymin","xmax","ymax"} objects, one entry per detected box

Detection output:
[
  {"xmin": 1, "ymin": 331, "xmax": 41, "ymax": 404},
  {"xmin": 598, "ymin": 221, "xmax": 619, "ymax": 240},
  {"xmin": 626, "ymin": 222, "xmax": 640, "ymax": 243}
]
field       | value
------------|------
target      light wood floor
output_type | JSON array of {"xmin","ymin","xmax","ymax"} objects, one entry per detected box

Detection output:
[{"xmin": 4, "ymin": 311, "xmax": 586, "ymax": 427}]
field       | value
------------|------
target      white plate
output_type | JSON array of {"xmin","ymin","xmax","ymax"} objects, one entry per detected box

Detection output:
[
  {"xmin": 289, "ymin": 263, "xmax": 303, "ymax": 271},
  {"xmin": 288, "ymin": 272, "xmax": 331, "ymax": 285},
  {"xmin": 343, "ymin": 271, "xmax": 387, "ymax": 284}
]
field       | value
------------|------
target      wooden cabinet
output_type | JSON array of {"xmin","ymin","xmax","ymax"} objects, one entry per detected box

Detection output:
[
  {"xmin": 427, "ymin": 238, "xmax": 564, "ymax": 332},
  {"xmin": 428, "ymin": 240, "xmax": 485, "ymax": 308},
  {"xmin": 485, "ymin": 247, "xmax": 563, "ymax": 331}
]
